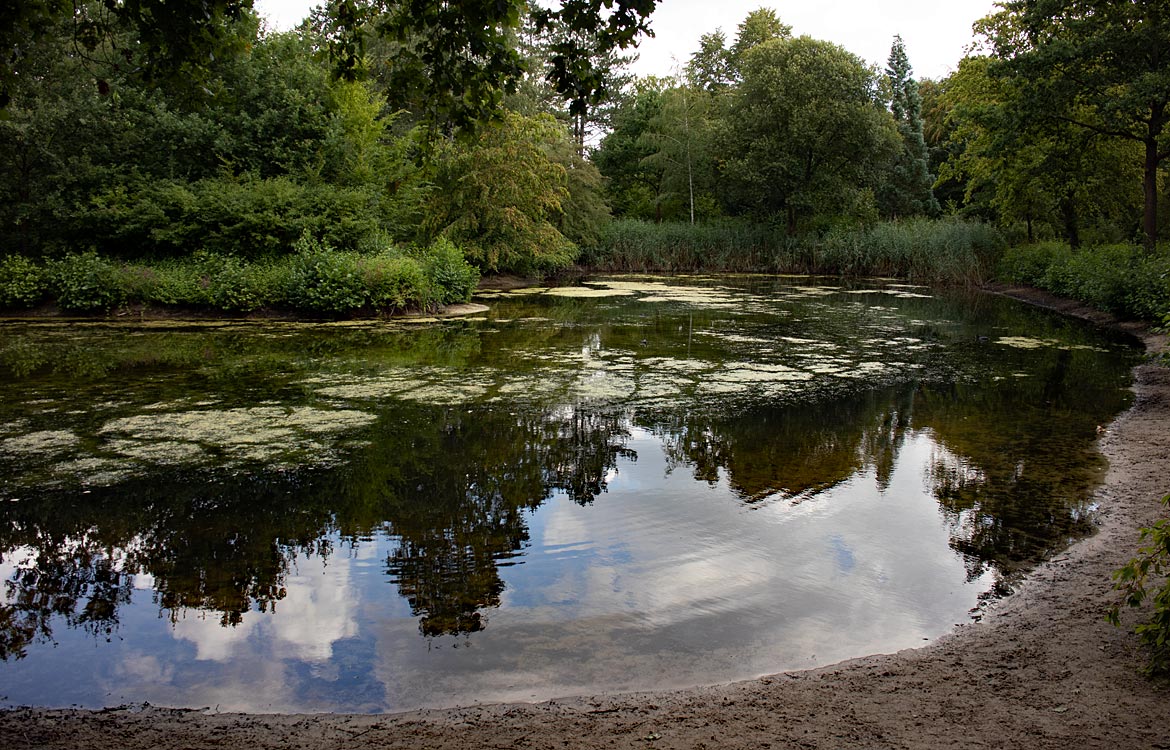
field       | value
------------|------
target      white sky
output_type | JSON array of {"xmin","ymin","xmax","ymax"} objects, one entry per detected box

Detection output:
[{"xmin": 254, "ymin": 0, "xmax": 998, "ymax": 81}]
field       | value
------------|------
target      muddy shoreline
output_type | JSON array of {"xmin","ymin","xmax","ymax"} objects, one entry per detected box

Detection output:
[{"xmin": 3, "ymin": 284, "xmax": 1169, "ymax": 749}]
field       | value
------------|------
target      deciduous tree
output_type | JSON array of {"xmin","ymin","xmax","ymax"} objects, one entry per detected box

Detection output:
[
  {"xmin": 720, "ymin": 36, "xmax": 899, "ymax": 234},
  {"xmin": 983, "ymin": 0, "xmax": 1170, "ymax": 249}
]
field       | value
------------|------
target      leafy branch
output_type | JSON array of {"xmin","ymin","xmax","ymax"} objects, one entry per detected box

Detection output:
[{"xmin": 1108, "ymin": 494, "xmax": 1170, "ymax": 676}]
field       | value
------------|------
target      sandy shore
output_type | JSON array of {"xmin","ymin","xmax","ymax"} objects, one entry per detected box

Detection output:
[{"xmin": 2, "ymin": 285, "xmax": 1168, "ymax": 749}]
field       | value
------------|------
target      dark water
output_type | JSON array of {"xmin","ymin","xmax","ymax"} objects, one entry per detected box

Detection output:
[{"xmin": 0, "ymin": 276, "xmax": 1141, "ymax": 711}]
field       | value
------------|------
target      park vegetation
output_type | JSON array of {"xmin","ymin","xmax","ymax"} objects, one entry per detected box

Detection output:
[{"xmin": 0, "ymin": 1, "xmax": 1167, "ymax": 318}]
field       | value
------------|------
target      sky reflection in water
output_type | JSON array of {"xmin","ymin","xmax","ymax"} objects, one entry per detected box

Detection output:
[{"xmin": 0, "ymin": 275, "xmax": 1141, "ymax": 711}]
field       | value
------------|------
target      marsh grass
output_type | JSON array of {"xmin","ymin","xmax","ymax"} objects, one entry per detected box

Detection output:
[{"xmin": 580, "ymin": 218, "xmax": 1004, "ymax": 284}]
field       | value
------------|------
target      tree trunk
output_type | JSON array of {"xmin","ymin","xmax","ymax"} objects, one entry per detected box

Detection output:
[
  {"xmin": 786, "ymin": 204, "xmax": 797, "ymax": 237},
  {"xmin": 1061, "ymin": 195, "xmax": 1080, "ymax": 249},
  {"xmin": 1143, "ymin": 135, "xmax": 1158, "ymax": 251}
]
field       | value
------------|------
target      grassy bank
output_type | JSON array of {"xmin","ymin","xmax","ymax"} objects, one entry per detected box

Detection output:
[
  {"xmin": 0, "ymin": 236, "xmax": 479, "ymax": 316},
  {"xmin": 997, "ymin": 242, "xmax": 1170, "ymax": 323},
  {"xmin": 579, "ymin": 218, "xmax": 1005, "ymax": 284}
]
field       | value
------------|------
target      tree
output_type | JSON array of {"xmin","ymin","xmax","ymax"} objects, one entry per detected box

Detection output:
[
  {"xmin": 938, "ymin": 55, "xmax": 1141, "ymax": 245},
  {"xmin": 728, "ymin": 7, "xmax": 791, "ymax": 78},
  {"xmin": 422, "ymin": 112, "xmax": 578, "ymax": 275},
  {"xmin": 686, "ymin": 29, "xmax": 734, "ymax": 93},
  {"xmin": 982, "ymin": 0, "xmax": 1170, "ymax": 249},
  {"xmin": 1, "ymin": 0, "xmax": 252, "ymax": 107},
  {"xmin": 639, "ymin": 81, "xmax": 716, "ymax": 224},
  {"xmin": 323, "ymin": 0, "xmax": 659, "ymax": 130},
  {"xmin": 720, "ymin": 36, "xmax": 899, "ymax": 233},
  {"xmin": 593, "ymin": 79, "xmax": 666, "ymax": 219},
  {"xmin": 877, "ymin": 35, "xmax": 939, "ymax": 219}
]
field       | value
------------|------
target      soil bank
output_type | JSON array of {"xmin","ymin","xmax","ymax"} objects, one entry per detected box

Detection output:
[{"xmin": 2, "ymin": 284, "xmax": 1168, "ymax": 750}]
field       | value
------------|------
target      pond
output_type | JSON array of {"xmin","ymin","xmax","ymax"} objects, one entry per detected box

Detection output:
[{"xmin": 0, "ymin": 275, "xmax": 1142, "ymax": 712}]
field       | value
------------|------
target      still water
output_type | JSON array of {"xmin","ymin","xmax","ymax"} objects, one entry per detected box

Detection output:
[{"xmin": 0, "ymin": 276, "xmax": 1141, "ymax": 712}]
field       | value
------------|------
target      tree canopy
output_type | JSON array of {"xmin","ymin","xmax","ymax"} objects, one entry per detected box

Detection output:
[
  {"xmin": 981, "ymin": 0, "xmax": 1170, "ymax": 248},
  {"xmin": 720, "ymin": 36, "xmax": 898, "ymax": 233}
]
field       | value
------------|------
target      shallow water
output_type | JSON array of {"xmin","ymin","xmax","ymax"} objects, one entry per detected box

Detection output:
[{"xmin": 0, "ymin": 275, "xmax": 1141, "ymax": 711}]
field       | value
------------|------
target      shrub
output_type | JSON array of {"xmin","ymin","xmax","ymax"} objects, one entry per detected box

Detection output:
[
  {"xmin": 49, "ymin": 252, "xmax": 124, "ymax": 312},
  {"xmin": 1109, "ymin": 494, "xmax": 1170, "ymax": 676},
  {"xmin": 420, "ymin": 237, "xmax": 479, "ymax": 306},
  {"xmin": 998, "ymin": 243, "xmax": 1170, "ymax": 321},
  {"xmin": 997, "ymin": 242, "xmax": 1064, "ymax": 287},
  {"xmin": 363, "ymin": 253, "xmax": 427, "ymax": 312},
  {"xmin": 197, "ymin": 254, "xmax": 288, "ymax": 312},
  {"xmin": 286, "ymin": 237, "xmax": 368, "ymax": 313},
  {"xmin": 0, "ymin": 255, "xmax": 48, "ymax": 308}
]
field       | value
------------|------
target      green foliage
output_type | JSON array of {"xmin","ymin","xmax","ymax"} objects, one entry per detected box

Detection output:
[
  {"xmin": 936, "ymin": 54, "xmax": 1141, "ymax": 247},
  {"xmin": 686, "ymin": 29, "xmax": 734, "ymax": 92},
  {"xmin": 3, "ymin": 242, "xmax": 477, "ymax": 316},
  {"xmin": 593, "ymin": 80, "xmax": 666, "ymax": 220},
  {"xmin": 49, "ymin": 253, "xmax": 124, "ymax": 312},
  {"xmin": 284, "ymin": 233, "xmax": 473, "ymax": 314},
  {"xmin": 1, "ymin": 0, "xmax": 253, "ymax": 108},
  {"xmin": 424, "ymin": 112, "xmax": 579, "ymax": 276},
  {"xmin": 1109, "ymin": 495, "xmax": 1170, "ymax": 676},
  {"xmin": 639, "ymin": 83, "xmax": 718, "ymax": 225},
  {"xmin": 76, "ymin": 176, "xmax": 387, "ymax": 260},
  {"xmin": 819, "ymin": 219, "xmax": 1003, "ymax": 283},
  {"xmin": 728, "ymin": 7, "xmax": 792, "ymax": 75},
  {"xmin": 720, "ymin": 36, "xmax": 900, "ymax": 233},
  {"xmin": 286, "ymin": 235, "xmax": 374, "ymax": 313},
  {"xmin": 980, "ymin": 1, "xmax": 1170, "ymax": 248},
  {"xmin": 878, "ymin": 35, "xmax": 939, "ymax": 219},
  {"xmin": 326, "ymin": 0, "xmax": 656, "ymax": 131},
  {"xmin": 419, "ymin": 237, "xmax": 480, "ymax": 306},
  {"xmin": 0, "ymin": 255, "xmax": 47, "ymax": 308},
  {"xmin": 998, "ymin": 243, "xmax": 1170, "ymax": 320}
]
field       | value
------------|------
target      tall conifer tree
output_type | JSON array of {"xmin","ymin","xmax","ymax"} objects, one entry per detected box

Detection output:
[{"xmin": 879, "ymin": 35, "xmax": 940, "ymax": 218}]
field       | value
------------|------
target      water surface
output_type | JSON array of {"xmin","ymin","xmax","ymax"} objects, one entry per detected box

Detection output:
[{"xmin": 0, "ymin": 275, "xmax": 1140, "ymax": 711}]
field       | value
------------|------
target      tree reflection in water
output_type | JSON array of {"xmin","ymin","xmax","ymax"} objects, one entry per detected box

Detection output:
[
  {"xmin": 0, "ymin": 332, "xmax": 1136, "ymax": 657},
  {"xmin": 0, "ymin": 404, "xmax": 635, "ymax": 654}
]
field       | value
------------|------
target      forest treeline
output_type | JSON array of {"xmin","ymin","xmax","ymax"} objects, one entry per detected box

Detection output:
[{"xmin": 0, "ymin": 1, "xmax": 1168, "ymax": 319}]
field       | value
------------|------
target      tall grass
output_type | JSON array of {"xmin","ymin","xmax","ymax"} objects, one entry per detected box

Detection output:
[{"xmin": 580, "ymin": 218, "xmax": 1005, "ymax": 284}]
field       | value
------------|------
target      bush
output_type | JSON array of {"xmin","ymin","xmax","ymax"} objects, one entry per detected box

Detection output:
[
  {"xmin": 0, "ymin": 255, "xmax": 48, "ymax": 308},
  {"xmin": 77, "ymin": 177, "xmax": 387, "ymax": 259},
  {"xmin": 49, "ymin": 252, "xmax": 124, "ymax": 312},
  {"xmin": 198, "ymin": 253, "xmax": 288, "ymax": 312},
  {"xmin": 284, "ymin": 233, "xmax": 444, "ymax": 314},
  {"xmin": 998, "ymin": 243, "xmax": 1170, "ymax": 321},
  {"xmin": 420, "ymin": 237, "xmax": 479, "ymax": 306},
  {"xmin": 363, "ymin": 253, "xmax": 427, "ymax": 312},
  {"xmin": 286, "ymin": 237, "xmax": 369, "ymax": 313},
  {"xmin": 1109, "ymin": 494, "xmax": 1170, "ymax": 676}
]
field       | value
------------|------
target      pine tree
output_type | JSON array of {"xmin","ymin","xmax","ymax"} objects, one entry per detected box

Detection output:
[{"xmin": 879, "ymin": 35, "xmax": 940, "ymax": 218}]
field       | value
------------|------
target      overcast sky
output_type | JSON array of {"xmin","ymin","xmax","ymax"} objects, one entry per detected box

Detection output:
[{"xmin": 254, "ymin": 0, "xmax": 998, "ymax": 82}]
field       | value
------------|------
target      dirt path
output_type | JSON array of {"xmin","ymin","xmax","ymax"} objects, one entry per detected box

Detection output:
[{"xmin": 3, "ymin": 286, "xmax": 1169, "ymax": 749}]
